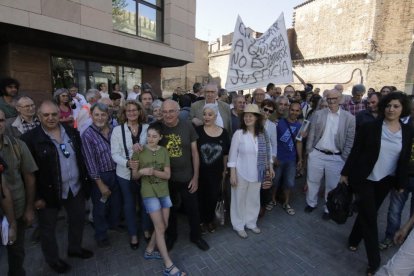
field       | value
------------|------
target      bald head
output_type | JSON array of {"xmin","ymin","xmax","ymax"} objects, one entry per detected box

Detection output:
[{"xmin": 37, "ymin": 100, "xmax": 60, "ymax": 131}]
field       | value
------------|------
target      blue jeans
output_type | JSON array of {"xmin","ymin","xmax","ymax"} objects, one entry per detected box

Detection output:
[
  {"xmin": 273, "ymin": 160, "xmax": 297, "ymax": 190},
  {"xmin": 117, "ymin": 176, "xmax": 138, "ymax": 237},
  {"xmin": 91, "ymin": 171, "xmax": 122, "ymax": 241},
  {"xmin": 384, "ymin": 177, "xmax": 414, "ymax": 240}
]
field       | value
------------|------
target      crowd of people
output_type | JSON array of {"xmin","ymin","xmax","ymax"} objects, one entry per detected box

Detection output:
[{"xmin": 0, "ymin": 76, "xmax": 414, "ymax": 276}]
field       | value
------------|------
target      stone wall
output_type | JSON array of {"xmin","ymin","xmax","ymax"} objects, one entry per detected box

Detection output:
[{"xmin": 162, "ymin": 39, "xmax": 209, "ymax": 93}]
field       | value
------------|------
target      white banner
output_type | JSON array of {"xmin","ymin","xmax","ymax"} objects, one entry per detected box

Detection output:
[{"xmin": 225, "ymin": 13, "xmax": 293, "ymax": 91}]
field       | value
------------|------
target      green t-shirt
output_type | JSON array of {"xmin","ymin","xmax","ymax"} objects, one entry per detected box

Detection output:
[{"xmin": 132, "ymin": 146, "xmax": 170, "ymax": 198}]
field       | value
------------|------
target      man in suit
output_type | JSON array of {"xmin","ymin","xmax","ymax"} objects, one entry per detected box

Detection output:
[
  {"xmin": 305, "ymin": 89, "xmax": 355, "ymax": 220},
  {"xmin": 190, "ymin": 83, "xmax": 232, "ymax": 134}
]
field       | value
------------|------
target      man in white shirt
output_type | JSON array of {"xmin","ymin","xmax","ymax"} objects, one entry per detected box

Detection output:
[{"xmin": 305, "ymin": 89, "xmax": 355, "ymax": 220}]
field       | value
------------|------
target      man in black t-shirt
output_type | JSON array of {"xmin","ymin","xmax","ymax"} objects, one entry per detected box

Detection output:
[{"xmin": 158, "ymin": 100, "xmax": 209, "ymax": 251}]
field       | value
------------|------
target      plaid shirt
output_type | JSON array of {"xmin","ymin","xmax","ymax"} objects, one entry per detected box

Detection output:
[
  {"xmin": 342, "ymin": 99, "xmax": 366, "ymax": 116},
  {"xmin": 21, "ymin": 116, "xmax": 41, "ymax": 134}
]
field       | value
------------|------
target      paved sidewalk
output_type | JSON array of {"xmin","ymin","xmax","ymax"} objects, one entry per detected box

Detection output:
[{"xmin": 0, "ymin": 184, "xmax": 407, "ymax": 275}]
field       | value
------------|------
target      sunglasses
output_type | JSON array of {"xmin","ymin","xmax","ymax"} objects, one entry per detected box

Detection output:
[
  {"xmin": 263, "ymin": 107, "xmax": 274, "ymax": 114},
  {"xmin": 59, "ymin": 143, "xmax": 70, "ymax": 158}
]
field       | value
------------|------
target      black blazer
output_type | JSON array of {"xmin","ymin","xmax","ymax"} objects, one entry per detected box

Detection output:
[
  {"xmin": 21, "ymin": 125, "xmax": 90, "ymax": 208},
  {"xmin": 341, "ymin": 119, "xmax": 413, "ymax": 190}
]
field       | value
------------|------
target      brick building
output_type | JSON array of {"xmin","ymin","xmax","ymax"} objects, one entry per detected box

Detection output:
[
  {"xmin": 208, "ymin": 0, "xmax": 414, "ymax": 94},
  {"xmin": 0, "ymin": 0, "xmax": 196, "ymax": 100}
]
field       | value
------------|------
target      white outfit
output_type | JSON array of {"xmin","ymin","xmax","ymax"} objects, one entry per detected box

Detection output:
[
  {"xmin": 76, "ymin": 104, "xmax": 92, "ymax": 135},
  {"xmin": 110, "ymin": 122, "xmax": 148, "ymax": 180},
  {"xmin": 307, "ymin": 108, "xmax": 343, "ymax": 212},
  {"xmin": 127, "ymin": 91, "xmax": 140, "ymax": 100},
  {"xmin": 228, "ymin": 129, "xmax": 261, "ymax": 231},
  {"xmin": 376, "ymin": 229, "xmax": 414, "ymax": 276},
  {"xmin": 71, "ymin": 93, "xmax": 87, "ymax": 119},
  {"xmin": 264, "ymin": 119, "xmax": 277, "ymax": 159},
  {"xmin": 100, "ymin": 91, "xmax": 110, "ymax": 99},
  {"xmin": 306, "ymin": 150, "xmax": 344, "ymax": 212}
]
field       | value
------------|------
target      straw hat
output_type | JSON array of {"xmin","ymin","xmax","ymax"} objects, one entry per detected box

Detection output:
[{"xmin": 243, "ymin": 104, "xmax": 262, "ymax": 116}]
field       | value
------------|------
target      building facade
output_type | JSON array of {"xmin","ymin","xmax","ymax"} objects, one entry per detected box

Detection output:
[
  {"xmin": 161, "ymin": 38, "xmax": 209, "ymax": 93},
  {"xmin": 0, "ymin": 0, "xmax": 196, "ymax": 100},
  {"xmin": 208, "ymin": 0, "xmax": 414, "ymax": 94}
]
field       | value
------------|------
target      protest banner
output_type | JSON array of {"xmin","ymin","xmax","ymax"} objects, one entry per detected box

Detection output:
[{"xmin": 225, "ymin": 13, "xmax": 293, "ymax": 91}]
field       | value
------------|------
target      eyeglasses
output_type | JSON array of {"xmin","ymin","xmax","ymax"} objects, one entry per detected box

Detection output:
[
  {"xmin": 59, "ymin": 143, "xmax": 70, "ymax": 158},
  {"xmin": 263, "ymin": 107, "xmax": 274, "ymax": 114},
  {"xmin": 326, "ymin": 97, "xmax": 338, "ymax": 101},
  {"xmin": 162, "ymin": 110, "xmax": 178, "ymax": 115}
]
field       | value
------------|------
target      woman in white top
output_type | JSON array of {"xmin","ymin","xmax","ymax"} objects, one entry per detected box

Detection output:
[
  {"xmin": 111, "ymin": 100, "xmax": 148, "ymax": 249},
  {"xmin": 228, "ymin": 104, "xmax": 274, "ymax": 239},
  {"xmin": 341, "ymin": 92, "xmax": 412, "ymax": 275}
]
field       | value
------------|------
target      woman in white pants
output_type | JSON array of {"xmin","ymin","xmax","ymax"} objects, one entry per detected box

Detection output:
[{"xmin": 228, "ymin": 104, "xmax": 274, "ymax": 239}]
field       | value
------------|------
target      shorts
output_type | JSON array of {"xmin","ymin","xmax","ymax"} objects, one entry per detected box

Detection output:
[{"xmin": 143, "ymin": 196, "xmax": 173, "ymax": 213}]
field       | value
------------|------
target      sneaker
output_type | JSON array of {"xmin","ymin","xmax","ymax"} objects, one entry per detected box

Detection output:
[
  {"xmin": 379, "ymin": 238, "xmax": 393, "ymax": 250},
  {"xmin": 304, "ymin": 205, "xmax": 316, "ymax": 213},
  {"xmin": 247, "ymin": 227, "xmax": 261, "ymax": 234},
  {"xmin": 236, "ymin": 230, "xmax": 248, "ymax": 239}
]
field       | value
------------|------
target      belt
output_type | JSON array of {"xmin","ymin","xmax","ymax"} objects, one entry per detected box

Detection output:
[{"xmin": 314, "ymin": 147, "xmax": 342, "ymax": 155}]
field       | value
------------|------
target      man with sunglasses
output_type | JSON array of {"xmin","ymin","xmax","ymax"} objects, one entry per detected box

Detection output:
[{"xmin": 21, "ymin": 100, "xmax": 93, "ymax": 274}]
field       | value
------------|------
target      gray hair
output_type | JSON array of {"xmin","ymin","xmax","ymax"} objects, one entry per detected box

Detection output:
[
  {"xmin": 352, "ymin": 84, "xmax": 366, "ymax": 96},
  {"xmin": 203, "ymin": 103, "xmax": 218, "ymax": 116},
  {"xmin": 90, "ymin": 102, "xmax": 109, "ymax": 114},
  {"xmin": 86, "ymin": 88, "xmax": 99, "ymax": 102},
  {"xmin": 275, "ymin": 95, "xmax": 289, "ymax": 105},
  {"xmin": 152, "ymin": 99, "xmax": 163, "ymax": 109},
  {"xmin": 53, "ymin": 88, "xmax": 69, "ymax": 104},
  {"xmin": 232, "ymin": 94, "xmax": 245, "ymax": 104}
]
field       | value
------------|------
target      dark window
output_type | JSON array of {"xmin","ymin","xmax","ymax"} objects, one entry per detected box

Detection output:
[
  {"xmin": 112, "ymin": 0, "xmax": 163, "ymax": 42},
  {"xmin": 51, "ymin": 56, "xmax": 142, "ymax": 95}
]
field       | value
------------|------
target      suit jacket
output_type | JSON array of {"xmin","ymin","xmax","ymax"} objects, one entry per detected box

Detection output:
[
  {"xmin": 190, "ymin": 100, "xmax": 232, "ymax": 134},
  {"xmin": 341, "ymin": 119, "xmax": 413, "ymax": 190},
  {"xmin": 306, "ymin": 108, "xmax": 355, "ymax": 160}
]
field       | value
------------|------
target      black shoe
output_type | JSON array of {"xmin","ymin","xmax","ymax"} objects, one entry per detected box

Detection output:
[
  {"xmin": 191, "ymin": 238, "xmax": 210, "ymax": 251},
  {"xmin": 67, "ymin": 248, "xmax": 94, "ymax": 259},
  {"xmin": 48, "ymin": 259, "xmax": 71, "ymax": 274},
  {"xmin": 304, "ymin": 205, "xmax": 316, "ymax": 213},
  {"xmin": 97, "ymin": 239, "xmax": 111, "ymax": 248},
  {"xmin": 130, "ymin": 242, "xmax": 139, "ymax": 250},
  {"xmin": 166, "ymin": 237, "xmax": 176, "ymax": 251},
  {"xmin": 322, "ymin": 212, "xmax": 330, "ymax": 221}
]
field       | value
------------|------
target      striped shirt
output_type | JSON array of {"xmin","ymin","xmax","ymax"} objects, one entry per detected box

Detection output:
[{"xmin": 81, "ymin": 124, "xmax": 116, "ymax": 179}]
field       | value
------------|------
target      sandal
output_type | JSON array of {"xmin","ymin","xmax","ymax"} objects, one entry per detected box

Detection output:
[
  {"xmin": 348, "ymin": 245, "xmax": 357, "ymax": 252},
  {"xmin": 144, "ymin": 250, "xmax": 162, "ymax": 260},
  {"xmin": 379, "ymin": 238, "xmax": 393, "ymax": 250},
  {"xmin": 265, "ymin": 202, "xmax": 274, "ymax": 211},
  {"xmin": 163, "ymin": 264, "xmax": 186, "ymax": 276},
  {"xmin": 283, "ymin": 204, "xmax": 295, "ymax": 215}
]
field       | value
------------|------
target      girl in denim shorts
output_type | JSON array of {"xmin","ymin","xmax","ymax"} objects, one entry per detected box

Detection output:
[{"xmin": 132, "ymin": 123, "xmax": 186, "ymax": 276}]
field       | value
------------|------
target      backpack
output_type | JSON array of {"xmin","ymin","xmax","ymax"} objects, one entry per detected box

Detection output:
[{"xmin": 327, "ymin": 182, "xmax": 353, "ymax": 224}]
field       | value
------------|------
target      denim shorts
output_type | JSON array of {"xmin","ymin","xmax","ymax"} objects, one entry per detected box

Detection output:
[
  {"xmin": 273, "ymin": 160, "xmax": 297, "ymax": 189},
  {"xmin": 143, "ymin": 196, "xmax": 173, "ymax": 213}
]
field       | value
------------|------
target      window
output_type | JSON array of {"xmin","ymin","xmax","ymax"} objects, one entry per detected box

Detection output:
[
  {"xmin": 112, "ymin": 0, "xmax": 163, "ymax": 42},
  {"xmin": 51, "ymin": 56, "xmax": 142, "ymax": 95}
]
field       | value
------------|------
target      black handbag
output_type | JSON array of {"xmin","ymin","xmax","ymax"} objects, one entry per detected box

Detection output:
[{"xmin": 327, "ymin": 182, "xmax": 353, "ymax": 224}]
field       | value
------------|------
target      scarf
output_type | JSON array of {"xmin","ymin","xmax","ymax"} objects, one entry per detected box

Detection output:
[{"xmin": 257, "ymin": 131, "xmax": 270, "ymax": 182}]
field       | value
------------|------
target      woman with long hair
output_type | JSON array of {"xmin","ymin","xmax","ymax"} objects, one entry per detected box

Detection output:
[
  {"xmin": 53, "ymin": 88, "xmax": 74, "ymax": 127},
  {"xmin": 228, "ymin": 104, "xmax": 274, "ymax": 239}
]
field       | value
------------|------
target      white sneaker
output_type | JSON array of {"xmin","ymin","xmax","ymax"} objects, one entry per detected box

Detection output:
[
  {"xmin": 236, "ymin": 230, "xmax": 248, "ymax": 239},
  {"xmin": 248, "ymin": 227, "xmax": 261, "ymax": 234}
]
